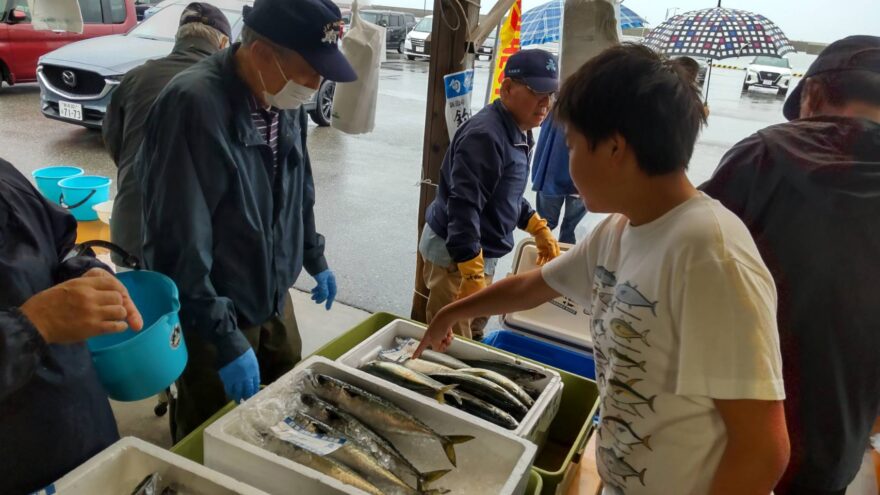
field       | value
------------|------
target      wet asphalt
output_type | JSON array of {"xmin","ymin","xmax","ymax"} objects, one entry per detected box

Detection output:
[{"xmin": 0, "ymin": 52, "xmax": 805, "ymax": 316}]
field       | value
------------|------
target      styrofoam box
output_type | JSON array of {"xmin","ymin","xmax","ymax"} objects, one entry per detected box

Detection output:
[
  {"xmin": 336, "ymin": 319, "xmax": 564, "ymax": 445},
  {"xmin": 47, "ymin": 437, "xmax": 268, "ymax": 494},
  {"xmin": 204, "ymin": 356, "xmax": 537, "ymax": 495}
]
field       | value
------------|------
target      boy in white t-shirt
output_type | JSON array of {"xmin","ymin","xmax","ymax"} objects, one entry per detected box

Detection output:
[{"xmin": 415, "ymin": 44, "xmax": 790, "ymax": 495}]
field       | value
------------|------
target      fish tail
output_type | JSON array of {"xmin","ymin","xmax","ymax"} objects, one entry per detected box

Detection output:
[
  {"xmin": 638, "ymin": 468, "xmax": 647, "ymax": 486},
  {"xmin": 647, "ymin": 395, "xmax": 657, "ymax": 413},
  {"xmin": 418, "ymin": 469, "xmax": 453, "ymax": 490},
  {"xmin": 436, "ymin": 384, "xmax": 459, "ymax": 405},
  {"xmin": 441, "ymin": 435, "xmax": 476, "ymax": 466},
  {"xmin": 643, "ymin": 435, "xmax": 652, "ymax": 451},
  {"xmin": 640, "ymin": 329, "xmax": 651, "ymax": 346},
  {"xmin": 637, "ymin": 361, "xmax": 646, "ymax": 372}
]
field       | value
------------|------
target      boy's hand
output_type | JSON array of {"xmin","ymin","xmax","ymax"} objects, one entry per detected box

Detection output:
[{"xmin": 414, "ymin": 313, "xmax": 456, "ymax": 357}]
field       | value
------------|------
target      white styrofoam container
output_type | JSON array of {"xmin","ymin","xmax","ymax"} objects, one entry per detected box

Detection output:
[
  {"xmin": 336, "ymin": 319, "xmax": 563, "ymax": 445},
  {"xmin": 204, "ymin": 356, "xmax": 537, "ymax": 495},
  {"xmin": 45, "ymin": 437, "xmax": 268, "ymax": 495},
  {"xmin": 501, "ymin": 239, "xmax": 593, "ymax": 352}
]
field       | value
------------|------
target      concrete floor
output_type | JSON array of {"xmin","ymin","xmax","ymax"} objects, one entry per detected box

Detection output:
[{"xmin": 110, "ymin": 288, "xmax": 369, "ymax": 449}]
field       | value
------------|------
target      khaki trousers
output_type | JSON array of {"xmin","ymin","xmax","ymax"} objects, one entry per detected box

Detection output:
[{"xmin": 422, "ymin": 258, "xmax": 495, "ymax": 340}]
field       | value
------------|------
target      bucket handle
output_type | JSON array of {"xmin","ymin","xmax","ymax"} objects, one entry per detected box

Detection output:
[
  {"xmin": 59, "ymin": 189, "xmax": 97, "ymax": 211},
  {"xmin": 73, "ymin": 240, "xmax": 141, "ymax": 270}
]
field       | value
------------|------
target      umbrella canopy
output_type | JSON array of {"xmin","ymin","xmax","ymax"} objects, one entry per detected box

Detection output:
[
  {"xmin": 642, "ymin": 6, "xmax": 795, "ymax": 60},
  {"xmin": 520, "ymin": 0, "xmax": 646, "ymax": 47}
]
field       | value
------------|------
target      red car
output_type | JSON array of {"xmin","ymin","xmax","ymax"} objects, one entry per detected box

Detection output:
[{"xmin": 0, "ymin": 0, "xmax": 137, "ymax": 86}]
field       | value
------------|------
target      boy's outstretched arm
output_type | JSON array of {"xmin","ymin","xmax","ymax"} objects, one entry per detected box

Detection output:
[
  {"xmin": 414, "ymin": 269, "xmax": 560, "ymax": 357},
  {"xmin": 709, "ymin": 399, "xmax": 790, "ymax": 495}
]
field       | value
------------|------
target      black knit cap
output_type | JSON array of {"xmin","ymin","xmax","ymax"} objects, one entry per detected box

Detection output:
[
  {"xmin": 179, "ymin": 2, "xmax": 232, "ymax": 40},
  {"xmin": 242, "ymin": 0, "xmax": 357, "ymax": 83},
  {"xmin": 783, "ymin": 35, "xmax": 880, "ymax": 121}
]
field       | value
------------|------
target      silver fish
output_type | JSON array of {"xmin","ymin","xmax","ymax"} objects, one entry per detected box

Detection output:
[
  {"xmin": 460, "ymin": 359, "xmax": 547, "ymax": 383},
  {"xmin": 403, "ymin": 358, "xmax": 454, "ymax": 376},
  {"xmin": 595, "ymin": 266, "xmax": 617, "ymax": 287},
  {"xmin": 453, "ymin": 391, "xmax": 519, "ymax": 430},
  {"xmin": 299, "ymin": 394, "xmax": 451, "ymax": 490},
  {"xmin": 615, "ymin": 282, "xmax": 657, "ymax": 316},
  {"xmin": 308, "ymin": 372, "xmax": 475, "ymax": 466},
  {"xmin": 289, "ymin": 411, "xmax": 425, "ymax": 495},
  {"xmin": 457, "ymin": 367, "xmax": 535, "ymax": 408},
  {"xmin": 262, "ymin": 431, "xmax": 385, "ymax": 495},
  {"xmin": 429, "ymin": 371, "xmax": 529, "ymax": 419},
  {"xmin": 598, "ymin": 447, "xmax": 646, "ymax": 486},
  {"xmin": 419, "ymin": 349, "xmax": 470, "ymax": 370},
  {"xmin": 609, "ymin": 318, "xmax": 650, "ymax": 347},
  {"xmin": 361, "ymin": 361, "xmax": 462, "ymax": 406}
]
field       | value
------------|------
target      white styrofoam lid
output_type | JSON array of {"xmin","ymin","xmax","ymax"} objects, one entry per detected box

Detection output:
[{"xmin": 501, "ymin": 239, "xmax": 593, "ymax": 350}]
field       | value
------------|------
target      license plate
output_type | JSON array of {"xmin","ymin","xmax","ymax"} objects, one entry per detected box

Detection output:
[
  {"xmin": 415, "ymin": 46, "xmax": 424, "ymax": 53},
  {"xmin": 59, "ymin": 100, "xmax": 83, "ymax": 121}
]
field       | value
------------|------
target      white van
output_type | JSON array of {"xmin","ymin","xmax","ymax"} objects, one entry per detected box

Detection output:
[{"xmin": 403, "ymin": 15, "xmax": 432, "ymax": 60}]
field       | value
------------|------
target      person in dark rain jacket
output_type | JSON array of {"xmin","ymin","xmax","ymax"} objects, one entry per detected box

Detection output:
[
  {"xmin": 420, "ymin": 49, "xmax": 561, "ymax": 340},
  {"xmin": 136, "ymin": 0, "xmax": 356, "ymax": 441},
  {"xmin": 0, "ymin": 159, "xmax": 142, "ymax": 494},
  {"xmin": 102, "ymin": 2, "xmax": 231, "ymax": 266}
]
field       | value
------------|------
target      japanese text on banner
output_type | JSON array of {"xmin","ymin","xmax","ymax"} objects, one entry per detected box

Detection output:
[{"xmin": 489, "ymin": 0, "xmax": 522, "ymax": 103}]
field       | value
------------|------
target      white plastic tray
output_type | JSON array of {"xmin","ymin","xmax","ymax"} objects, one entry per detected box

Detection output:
[
  {"xmin": 204, "ymin": 356, "xmax": 537, "ymax": 495},
  {"xmin": 502, "ymin": 239, "xmax": 593, "ymax": 351},
  {"xmin": 46, "ymin": 436, "xmax": 267, "ymax": 494},
  {"xmin": 336, "ymin": 319, "xmax": 563, "ymax": 445}
]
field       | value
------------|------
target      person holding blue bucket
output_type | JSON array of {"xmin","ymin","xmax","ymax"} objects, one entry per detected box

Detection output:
[
  {"xmin": 0, "ymin": 158, "xmax": 143, "ymax": 494},
  {"xmin": 137, "ymin": 0, "xmax": 356, "ymax": 442}
]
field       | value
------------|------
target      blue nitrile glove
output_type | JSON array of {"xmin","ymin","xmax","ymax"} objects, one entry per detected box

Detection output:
[
  {"xmin": 311, "ymin": 269, "xmax": 337, "ymax": 310},
  {"xmin": 218, "ymin": 348, "xmax": 260, "ymax": 403}
]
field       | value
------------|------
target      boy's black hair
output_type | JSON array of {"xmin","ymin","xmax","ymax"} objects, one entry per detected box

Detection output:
[
  {"xmin": 811, "ymin": 69, "xmax": 880, "ymax": 108},
  {"xmin": 555, "ymin": 43, "xmax": 707, "ymax": 176},
  {"xmin": 676, "ymin": 56, "xmax": 701, "ymax": 85}
]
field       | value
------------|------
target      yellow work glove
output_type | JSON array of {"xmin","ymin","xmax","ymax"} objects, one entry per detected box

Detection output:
[
  {"xmin": 526, "ymin": 213, "xmax": 561, "ymax": 265},
  {"xmin": 456, "ymin": 252, "xmax": 487, "ymax": 300}
]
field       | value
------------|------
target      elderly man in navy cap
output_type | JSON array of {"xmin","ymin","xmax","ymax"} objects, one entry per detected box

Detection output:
[
  {"xmin": 702, "ymin": 35, "xmax": 880, "ymax": 495},
  {"xmin": 419, "ymin": 49, "xmax": 561, "ymax": 340},
  {"xmin": 136, "ymin": 0, "xmax": 356, "ymax": 441}
]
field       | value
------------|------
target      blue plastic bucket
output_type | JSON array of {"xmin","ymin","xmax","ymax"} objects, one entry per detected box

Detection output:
[
  {"xmin": 31, "ymin": 166, "xmax": 83, "ymax": 204},
  {"xmin": 87, "ymin": 270, "xmax": 186, "ymax": 402},
  {"xmin": 58, "ymin": 175, "xmax": 111, "ymax": 221},
  {"xmin": 482, "ymin": 330, "xmax": 596, "ymax": 379}
]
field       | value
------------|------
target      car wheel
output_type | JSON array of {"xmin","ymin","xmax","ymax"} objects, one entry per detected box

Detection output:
[
  {"xmin": 407, "ymin": 55, "xmax": 416, "ymax": 61},
  {"xmin": 308, "ymin": 80, "xmax": 335, "ymax": 127},
  {"xmin": 778, "ymin": 87, "xmax": 788, "ymax": 97},
  {"xmin": 742, "ymin": 81, "xmax": 750, "ymax": 92},
  {"xmin": 398, "ymin": 40, "xmax": 405, "ymax": 54}
]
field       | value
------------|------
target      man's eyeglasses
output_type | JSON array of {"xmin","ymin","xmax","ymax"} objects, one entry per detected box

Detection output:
[{"xmin": 510, "ymin": 78, "xmax": 557, "ymax": 101}]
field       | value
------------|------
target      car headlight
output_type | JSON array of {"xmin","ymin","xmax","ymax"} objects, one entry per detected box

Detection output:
[
  {"xmin": 405, "ymin": 39, "xmax": 412, "ymax": 49},
  {"xmin": 780, "ymin": 76, "xmax": 791, "ymax": 87}
]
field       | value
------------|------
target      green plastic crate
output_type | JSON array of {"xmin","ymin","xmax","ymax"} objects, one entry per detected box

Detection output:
[
  {"xmin": 527, "ymin": 469, "xmax": 544, "ymax": 494},
  {"xmin": 312, "ymin": 313, "xmax": 600, "ymax": 495},
  {"xmin": 170, "ymin": 401, "xmax": 238, "ymax": 464}
]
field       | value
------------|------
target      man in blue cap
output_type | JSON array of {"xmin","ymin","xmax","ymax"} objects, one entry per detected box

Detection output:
[
  {"xmin": 702, "ymin": 35, "xmax": 880, "ymax": 495},
  {"xmin": 419, "ymin": 49, "xmax": 561, "ymax": 340},
  {"xmin": 136, "ymin": 0, "xmax": 356, "ymax": 441}
]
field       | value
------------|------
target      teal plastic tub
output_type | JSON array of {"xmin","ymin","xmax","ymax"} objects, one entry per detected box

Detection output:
[
  {"xmin": 31, "ymin": 165, "xmax": 83, "ymax": 204},
  {"xmin": 87, "ymin": 270, "xmax": 186, "ymax": 401},
  {"xmin": 58, "ymin": 175, "xmax": 111, "ymax": 221}
]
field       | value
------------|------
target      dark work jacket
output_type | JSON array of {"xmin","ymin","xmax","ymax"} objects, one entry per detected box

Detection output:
[
  {"xmin": 426, "ymin": 100, "xmax": 536, "ymax": 262},
  {"xmin": 701, "ymin": 116, "xmax": 880, "ymax": 491},
  {"xmin": 0, "ymin": 159, "xmax": 118, "ymax": 494},
  {"xmin": 136, "ymin": 44, "xmax": 327, "ymax": 369},
  {"xmin": 102, "ymin": 36, "xmax": 220, "ymax": 265}
]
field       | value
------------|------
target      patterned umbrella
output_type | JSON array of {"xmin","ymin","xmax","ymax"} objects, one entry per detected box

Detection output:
[
  {"xmin": 520, "ymin": 0, "xmax": 646, "ymax": 47},
  {"xmin": 642, "ymin": 6, "xmax": 795, "ymax": 60},
  {"xmin": 642, "ymin": 4, "xmax": 794, "ymax": 104}
]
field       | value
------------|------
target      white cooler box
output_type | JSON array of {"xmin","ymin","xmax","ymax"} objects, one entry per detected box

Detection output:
[
  {"xmin": 204, "ymin": 356, "xmax": 537, "ymax": 495},
  {"xmin": 336, "ymin": 318, "xmax": 563, "ymax": 445},
  {"xmin": 43, "ymin": 437, "xmax": 267, "ymax": 495}
]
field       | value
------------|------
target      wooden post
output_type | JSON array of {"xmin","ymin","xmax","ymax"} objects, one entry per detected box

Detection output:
[{"xmin": 411, "ymin": 0, "xmax": 481, "ymax": 322}]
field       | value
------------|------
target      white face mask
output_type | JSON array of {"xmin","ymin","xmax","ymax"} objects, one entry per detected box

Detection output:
[{"xmin": 258, "ymin": 53, "xmax": 316, "ymax": 110}]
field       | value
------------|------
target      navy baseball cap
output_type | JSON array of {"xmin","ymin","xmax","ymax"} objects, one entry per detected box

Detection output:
[
  {"xmin": 504, "ymin": 49, "xmax": 559, "ymax": 93},
  {"xmin": 783, "ymin": 35, "xmax": 880, "ymax": 120},
  {"xmin": 243, "ymin": 0, "xmax": 356, "ymax": 83},
  {"xmin": 180, "ymin": 2, "xmax": 232, "ymax": 40}
]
